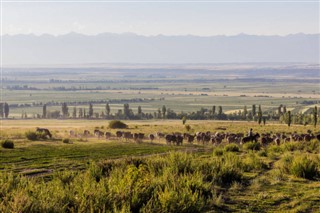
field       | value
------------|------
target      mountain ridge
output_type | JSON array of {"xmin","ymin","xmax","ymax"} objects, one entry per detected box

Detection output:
[{"xmin": 2, "ymin": 33, "xmax": 319, "ymax": 65}]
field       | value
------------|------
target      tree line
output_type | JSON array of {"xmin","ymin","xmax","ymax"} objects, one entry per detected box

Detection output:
[{"xmin": 16, "ymin": 102, "xmax": 318, "ymax": 127}]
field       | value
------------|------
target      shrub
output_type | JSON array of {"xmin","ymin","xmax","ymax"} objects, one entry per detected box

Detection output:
[
  {"xmin": 282, "ymin": 142, "xmax": 303, "ymax": 152},
  {"xmin": 109, "ymin": 120, "xmax": 128, "ymax": 129},
  {"xmin": 1, "ymin": 139, "xmax": 14, "ymax": 149},
  {"xmin": 25, "ymin": 131, "xmax": 38, "ymax": 141},
  {"xmin": 185, "ymin": 125, "xmax": 191, "ymax": 132},
  {"xmin": 257, "ymin": 150, "xmax": 268, "ymax": 157},
  {"xmin": 62, "ymin": 138, "xmax": 71, "ymax": 144},
  {"xmin": 213, "ymin": 148, "xmax": 224, "ymax": 156},
  {"xmin": 290, "ymin": 155, "xmax": 319, "ymax": 180},
  {"xmin": 225, "ymin": 144, "xmax": 240, "ymax": 152},
  {"xmin": 243, "ymin": 142, "xmax": 261, "ymax": 151},
  {"xmin": 242, "ymin": 153, "xmax": 268, "ymax": 172}
]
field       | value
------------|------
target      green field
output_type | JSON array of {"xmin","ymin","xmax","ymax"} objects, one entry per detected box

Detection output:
[
  {"xmin": 0, "ymin": 120, "xmax": 319, "ymax": 212},
  {"xmin": 2, "ymin": 65, "xmax": 319, "ymax": 118}
]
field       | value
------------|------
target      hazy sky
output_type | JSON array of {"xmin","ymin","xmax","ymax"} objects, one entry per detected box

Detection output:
[{"xmin": 1, "ymin": 1, "xmax": 319, "ymax": 36}]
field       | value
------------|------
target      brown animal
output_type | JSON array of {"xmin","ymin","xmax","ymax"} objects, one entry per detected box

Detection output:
[
  {"xmin": 274, "ymin": 137, "xmax": 281, "ymax": 146},
  {"xmin": 105, "ymin": 132, "xmax": 112, "ymax": 140},
  {"xmin": 165, "ymin": 134, "xmax": 176, "ymax": 145},
  {"xmin": 116, "ymin": 131, "xmax": 123, "ymax": 139},
  {"xmin": 123, "ymin": 132, "xmax": 133, "ymax": 141},
  {"xmin": 36, "ymin": 127, "xmax": 52, "ymax": 138},
  {"xmin": 94, "ymin": 129, "xmax": 104, "ymax": 139},
  {"xmin": 149, "ymin": 134, "xmax": 155, "ymax": 142},
  {"xmin": 241, "ymin": 133, "xmax": 260, "ymax": 144},
  {"xmin": 83, "ymin": 130, "xmax": 90, "ymax": 136}
]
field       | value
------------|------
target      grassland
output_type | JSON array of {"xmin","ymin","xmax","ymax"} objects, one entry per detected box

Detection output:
[{"xmin": 0, "ymin": 120, "xmax": 319, "ymax": 212}]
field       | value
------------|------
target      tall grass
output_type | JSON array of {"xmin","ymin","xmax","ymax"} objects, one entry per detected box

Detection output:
[{"xmin": 0, "ymin": 151, "xmax": 252, "ymax": 212}]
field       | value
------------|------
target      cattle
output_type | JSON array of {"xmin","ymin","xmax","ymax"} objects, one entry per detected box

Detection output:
[
  {"xmin": 105, "ymin": 132, "xmax": 112, "ymax": 140},
  {"xmin": 69, "ymin": 130, "xmax": 76, "ymax": 137},
  {"xmin": 284, "ymin": 137, "xmax": 291, "ymax": 143},
  {"xmin": 156, "ymin": 132, "xmax": 165, "ymax": 139},
  {"xmin": 149, "ymin": 134, "xmax": 155, "ymax": 142},
  {"xmin": 116, "ymin": 131, "xmax": 123, "ymax": 139},
  {"xmin": 94, "ymin": 129, "xmax": 104, "ymax": 139},
  {"xmin": 184, "ymin": 134, "xmax": 195, "ymax": 143},
  {"xmin": 36, "ymin": 127, "xmax": 52, "ymax": 139},
  {"xmin": 211, "ymin": 135, "xmax": 223, "ymax": 145},
  {"xmin": 303, "ymin": 134, "xmax": 314, "ymax": 142},
  {"xmin": 123, "ymin": 132, "xmax": 133, "ymax": 141},
  {"xmin": 316, "ymin": 134, "xmax": 320, "ymax": 141},
  {"xmin": 227, "ymin": 135, "xmax": 241, "ymax": 144},
  {"xmin": 165, "ymin": 134, "xmax": 176, "ymax": 145},
  {"xmin": 274, "ymin": 137, "xmax": 281, "ymax": 146},
  {"xmin": 83, "ymin": 130, "xmax": 90, "ymax": 136},
  {"xmin": 175, "ymin": 135, "xmax": 183, "ymax": 146}
]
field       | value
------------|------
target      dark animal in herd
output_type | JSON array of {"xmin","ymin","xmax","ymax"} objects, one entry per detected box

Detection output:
[
  {"xmin": 241, "ymin": 133, "xmax": 260, "ymax": 144},
  {"xmin": 36, "ymin": 127, "xmax": 52, "ymax": 138},
  {"xmin": 94, "ymin": 129, "xmax": 104, "ymax": 139}
]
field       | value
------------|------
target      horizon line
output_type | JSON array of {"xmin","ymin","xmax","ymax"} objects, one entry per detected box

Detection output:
[{"xmin": 1, "ymin": 31, "xmax": 319, "ymax": 37}]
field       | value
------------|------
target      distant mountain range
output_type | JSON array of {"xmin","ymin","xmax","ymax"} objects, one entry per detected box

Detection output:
[{"xmin": 2, "ymin": 33, "xmax": 319, "ymax": 65}]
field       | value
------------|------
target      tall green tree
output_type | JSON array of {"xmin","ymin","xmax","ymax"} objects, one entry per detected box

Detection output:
[
  {"xmin": 162, "ymin": 105, "xmax": 166, "ymax": 119},
  {"xmin": 283, "ymin": 106, "xmax": 287, "ymax": 114},
  {"xmin": 4, "ymin": 103, "xmax": 9, "ymax": 118},
  {"xmin": 72, "ymin": 107, "xmax": 77, "ymax": 118},
  {"xmin": 42, "ymin": 104, "xmax": 47, "ymax": 118},
  {"xmin": 257, "ymin": 105, "xmax": 262, "ymax": 125},
  {"xmin": 313, "ymin": 106, "xmax": 318, "ymax": 128},
  {"xmin": 61, "ymin": 103, "xmax": 68, "ymax": 118},
  {"xmin": 252, "ymin": 104, "xmax": 256, "ymax": 117},
  {"xmin": 78, "ymin": 108, "xmax": 83, "ymax": 118},
  {"xmin": 123, "ymin": 104, "xmax": 130, "ymax": 119},
  {"xmin": 105, "ymin": 103, "xmax": 110, "ymax": 117},
  {"xmin": 287, "ymin": 111, "xmax": 292, "ymax": 127},
  {"xmin": 138, "ymin": 106, "xmax": 142, "ymax": 115},
  {"xmin": 212, "ymin": 106, "xmax": 216, "ymax": 115},
  {"xmin": 88, "ymin": 103, "xmax": 93, "ymax": 118},
  {"xmin": 218, "ymin": 106, "xmax": 222, "ymax": 116},
  {"xmin": 243, "ymin": 105, "xmax": 247, "ymax": 119},
  {"xmin": 278, "ymin": 105, "xmax": 282, "ymax": 115},
  {"xmin": 0, "ymin": 103, "xmax": 4, "ymax": 118},
  {"xmin": 83, "ymin": 109, "xmax": 87, "ymax": 118}
]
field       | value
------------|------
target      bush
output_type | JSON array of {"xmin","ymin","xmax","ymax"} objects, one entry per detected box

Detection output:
[
  {"xmin": 290, "ymin": 155, "xmax": 319, "ymax": 180},
  {"xmin": 257, "ymin": 150, "xmax": 268, "ymax": 157},
  {"xmin": 62, "ymin": 138, "xmax": 71, "ymax": 144},
  {"xmin": 109, "ymin": 120, "xmax": 128, "ymax": 129},
  {"xmin": 282, "ymin": 142, "xmax": 303, "ymax": 152},
  {"xmin": 213, "ymin": 148, "xmax": 224, "ymax": 156},
  {"xmin": 1, "ymin": 139, "xmax": 14, "ymax": 149},
  {"xmin": 25, "ymin": 131, "xmax": 38, "ymax": 141},
  {"xmin": 225, "ymin": 144, "xmax": 240, "ymax": 152},
  {"xmin": 244, "ymin": 142, "xmax": 261, "ymax": 151}
]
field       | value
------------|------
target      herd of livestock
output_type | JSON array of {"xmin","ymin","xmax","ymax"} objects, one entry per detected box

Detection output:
[{"xmin": 60, "ymin": 128, "xmax": 320, "ymax": 146}]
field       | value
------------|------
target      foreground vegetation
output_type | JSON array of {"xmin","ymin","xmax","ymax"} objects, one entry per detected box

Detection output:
[
  {"xmin": 1, "ymin": 143, "xmax": 319, "ymax": 212},
  {"xmin": 0, "ymin": 120, "xmax": 319, "ymax": 212}
]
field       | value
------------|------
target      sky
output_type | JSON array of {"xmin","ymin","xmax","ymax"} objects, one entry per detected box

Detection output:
[{"xmin": 1, "ymin": 1, "xmax": 319, "ymax": 36}]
